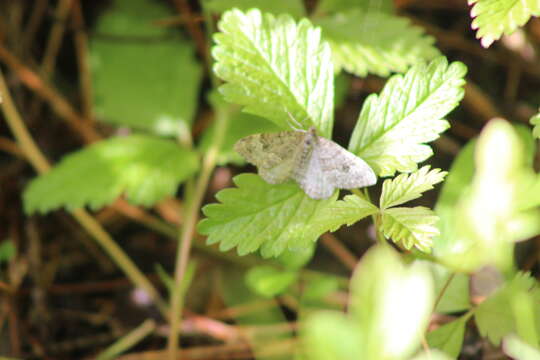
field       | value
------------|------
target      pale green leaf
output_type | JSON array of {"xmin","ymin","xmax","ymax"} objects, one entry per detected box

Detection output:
[
  {"xmin": 530, "ymin": 110, "xmax": 540, "ymax": 139},
  {"xmin": 435, "ymin": 119, "xmax": 534, "ymax": 272},
  {"xmin": 350, "ymin": 245, "xmax": 434, "ymax": 359},
  {"xmin": 504, "ymin": 334, "xmax": 540, "ymax": 360},
  {"xmin": 91, "ymin": 0, "xmax": 202, "ymax": 138},
  {"xmin": 315, "ymin": 0, "xmax": 394, "ymax": 14},
  {"xmin": 245, "ymin": 265, "xmax": 298, "ymax": 297},
  {"xmin": 381, "ymin": 207, "xmax": 439, "ymax": 252},
  {"xmin": 204, "ymin": 0, "xmax": 306, "ymax": 18},
  {"xmin": 310, "ymin": 194, "xmax": 379, "ymax": 234},
  {"xmin": 427, "ymin": 262, "xmax": 470, "ymax": 313},
  {"xmin": 349, "ymin": 57, "xmax": 467, "ymax": 176},
  {"xmin": 469, "ymin": 0, "xmax": 540, "ymax": 48},
  {"xmin": 475, "ymin": 273, "xmax": 539, "ymax": 345},
  {"xmin": 302, "ymin": 311, "xmax": 364, "ymax": 360},
  {"xmin": 410, "ymin": 350, "xmax": 453, "ymax": 360},
  {"xmin": 380, "ymin": 166, "xmax": 447, "ymax": 209},
  {"xmin": 316, "ymin": 10, "xmax": 440, "ymax": 77},
  {"xmin": 24, "ymin": 135, "xmax": 199, "ymax": 213},
  {"xmin": 197, "ymin": 174, "xmax": 339, "ymax": 258},
  {"xmin": 212, "ymin": 9, "xmax": 334, "ymax": 137},
  {"xmin": 426, "ymin": 317, "xmax": 467, "ymax": 358}
]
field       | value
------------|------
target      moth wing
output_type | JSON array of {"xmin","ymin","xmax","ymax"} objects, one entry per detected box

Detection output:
[
  {"xmin": 294, "ymin": 147, "xmax": 336, "ymax": 199},
  {"xmin": 315, "ymin": 137, "xmax": 377, "ymax": 189},
  {"xmin": 234, "ymin": 131, "xmax": 305, "ymax": 184}
]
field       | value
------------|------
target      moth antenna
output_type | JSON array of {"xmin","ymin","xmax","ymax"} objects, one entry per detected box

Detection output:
[{"xmin": 285, "ymin": 110, "xmax": 304, "ymax": 131}]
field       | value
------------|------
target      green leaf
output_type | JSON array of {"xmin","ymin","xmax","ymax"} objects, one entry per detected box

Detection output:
[
  {"xmin": 380, "ymin": 166, "xmax": 447, "ymax": 209},
  {"xmin": 381, "ymin": 207, "xmax": 439, "ymax": 252},
  {"xmin": 427, "ymin": 262, "xmax": 470, "ymax": 313},
  {"xmin": 410, "ymin": 350, "xmax": 454, "ymax": 360},
  {"xmin": 24, "ymin": 135, "xmax": 199, "ymax": 213},
  {"xmin": 198, "ymin": 111, "xmax": 280, "ymax": 166},
  {"xmin": 475, "ymin": 273, "xmax": 540, "ymax": 346},
  {"xmin": 435, "ymin": 119, "xmax": 536, "ymax": 272},
  {"xmin": 0, "ymin": 240, "xmax": 16, "ymax": 263},
  {"xmin": 349, "ymin": 57, "xmax": 467, "ymax": 176},
  {"xmin": 302, "ymin": 311, "xmax": 364, "ymax": 360},
  {"xmin": 212, "ymin": 9, "xmax": 334, "ymax": 137},
  {"xmin": 310, "ymin": 194, "xmax": 379, "ymax": 234},
  {"xmin": 530, "ymin": 110, "xmax": 540, "ymax": 139},
  {"xmin": 204, "ymin": 0, "xmax": 306, "ymax": 18},
  {"xmin": 91, "ymin": 0, "xmax": 202, "ymax": 139},
  {"xmin": 469, "ymin": 0, "xmax": 540, "ymax": 48},
  {"xmin": 316, "ymin": 10, "xmax": 440, "ymax": 77},
  {"xmin": 245, "ymin": 265, "xmax": 298, "ymax": 297},
  {"xmin": 315, "ymin": 0, "xmax": 394, "ymax": 14},
  {"xmin": 504, "ymin": 334, "xmax": 540, "ymax": 360},
  {"xmin": 349, "ymin": 245, "xmax": 434, "ymax": 359},
  {"xmin": 197, "ymin": 174, "xmax": 339, "ymax": 258},
  {"xmin": 426, "ymin": 317, "xmax": 467, "ymax": 358}
]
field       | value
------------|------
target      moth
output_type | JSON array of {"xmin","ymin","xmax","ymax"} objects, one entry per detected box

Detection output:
[{"xmin": 234, "ymin": 127, "xmax": 376, "ymax": 199}]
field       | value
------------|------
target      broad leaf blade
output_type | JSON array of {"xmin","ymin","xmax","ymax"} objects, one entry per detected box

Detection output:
[
  {"xmin": 197, "ymin": 174, "xmax": 338, "ymax": 258},
  {"xmin": 316, "ymin": 10, "xmax": 439, "ymax": 77},
  {"xmin": 475, "ymin": 273, "xmax": 539, "ymax": 345},
  {"xmin": 91, "ymin": 0, "xmax": 202, "ymax": 138},
  {"xmin": 24, "ymin": 135, "xmax": 199, "ymax": 213},
  {"xmin": 350, "ymin": 245, "xmax": 434, "ymax": 359},
  {"xmin": 426, "ymin": 317, "xmax": 467, "ymax": 358},
  {"xmin": 469, "ymin": 0, "xmax": 540, "ymax": 48},
  {"xmin": 381, "ymin": 207, "xmax": 439, "ymax": 252},
  {"xmin": 380, "ymin": 166, "xmax": 447, "ymax": 209},
  {"xmin": 349, "ymin": 57, "xmax": 467, "ymax": 176},
  {"xmin": 310, "ymin": 194, "xmax": 379, "ymax": 233},
  {"xmin": 212, "ymin": 9, "xmax": 334, "ymax": 137}
]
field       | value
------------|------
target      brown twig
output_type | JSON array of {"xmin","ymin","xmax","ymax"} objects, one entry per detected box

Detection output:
[
  {"xmin": 71, "ymin": 0, "xmax": 94, "ymax": 121},
  {"xmin": 0, "ymin": 43, "xmax": 100, "ymax": 143},
  {"xmin": 321, "ymin": 233, "xmax": 358, "ymax": 271},
  {"xmin": 172, "ymin": 0, "xmax": 209, "ymax": 67}
]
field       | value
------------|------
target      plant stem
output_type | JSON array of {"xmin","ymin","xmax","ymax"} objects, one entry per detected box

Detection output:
[
  {"xmin": 0, "ymin": 68, "xmax": 169, "ymax": 317},
  {"xmin": 167, "ymin": 106, "xmax": 230, "ymax": 359}
]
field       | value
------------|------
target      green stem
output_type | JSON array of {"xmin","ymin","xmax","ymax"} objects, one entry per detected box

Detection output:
[
  {"xmin": 96, "ymin": 319, "xmax": 156, "ymax": 360},
  {"xmin": 167, "ymin": 106, "xmax": 230, "ymax": 359}
]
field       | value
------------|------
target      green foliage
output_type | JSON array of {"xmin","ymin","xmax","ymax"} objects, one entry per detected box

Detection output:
[
  {"xmin": 316, "ymin": 10, "xmax": 439, "ymax": 77},
  {"xmin": 475, "ymin": 273, "xmax": 540, "ymax": 345},
  {"xmin": 504, "ymin": 334, "xmax": 540, "ymax": 359},
  {"xmin": 381, "ymin": 207, "xmax": 439, "ymax": 252},
  {"xmin": 427, "ymin": 263, "xmax": 470, "ymax": 313},
  {"xmin": 531, "ymin": 110, "xmax": 540, "ymax": 139},
  {"xmin": 245, "ymin": 265, "xmax": 298, "ymax": 297},
  {"xmin": 90, "ymin": 0, "xmax": 202, "ymax": 139},
  {"xmin": 212, "ymin": 9, "xmax": 334, "ymax": 137},
  {"xmin": 469, "ymin": 0, "xmax": 540, "ymax": 48},
  {"xmin": 310, "ymin": 194, "xmax": 379, "ymax": 233},
  {"xmin": 434, "ymin": 119, "xmax": 540, "ymax": 272},
  {"xmin": 315, "ymin": 0, "xmax": 394, "ymax": 14},
  {"xmin": 348, "ymin": 57, "xmax": 467, "ymax": 176},
  {"xmin": 426, "ymin": 318, "xmax": 467, "ymax": 358},
  {"xmin": 198, "ymin": 174, "xmax": 339, "ymax": 257},
  {"xmin": 24, "ymin": 135, "xmax": 199, "ymax": 213},
  {"xmin": 302, "ymin": 246, "xmax": 434, "ymax": 360},
  {"xmin": 380, "ymin": 166, "xmax": 447, "ymax": 209},
  {"xmin": 0, "ymin": 240, "xmax": 16, "ymax": 263},
  {"xmin": 204, "ymin": 0, "xmax": 306, "ymax": 18}
]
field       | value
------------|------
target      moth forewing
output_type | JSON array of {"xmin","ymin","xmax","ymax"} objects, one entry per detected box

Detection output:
[{"xmin": 234, "ymin": 127, "xmax": 377, "ymax": 199}]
